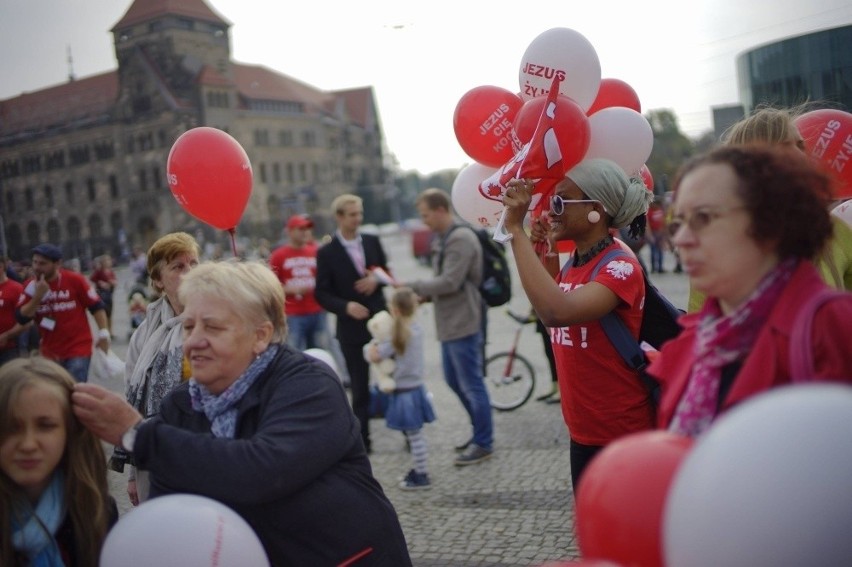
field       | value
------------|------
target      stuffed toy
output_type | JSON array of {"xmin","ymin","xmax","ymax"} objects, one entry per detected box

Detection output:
[{"xmin": 365, "ymin": 310, "xmax": 396, "ymax": 393}]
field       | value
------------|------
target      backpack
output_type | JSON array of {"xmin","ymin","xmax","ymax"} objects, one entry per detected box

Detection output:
[
  {"xmin": 564, "ymin": 248, "xmax": 684, "ymax": 404},
  {"xmin": 439, "ymin": 224, "xmax": 512, "ymax": 308}
]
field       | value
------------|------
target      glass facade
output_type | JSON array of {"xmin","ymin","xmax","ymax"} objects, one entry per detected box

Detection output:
[{"xmin": 737, "ymin": 25, "xmax": 852, "ymax": 113}]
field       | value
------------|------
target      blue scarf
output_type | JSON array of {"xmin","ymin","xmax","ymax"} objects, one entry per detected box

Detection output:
[
  {"xmin": 11, "ymin": 471, "xmax": 66, "ymax": 567},
  {"xmin": 189, "ymin": 345, "xmax": 279, "ymax": 438}
]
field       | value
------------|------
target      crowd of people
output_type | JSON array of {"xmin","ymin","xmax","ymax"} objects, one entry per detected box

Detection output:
[{"xmin": 2, "ymin": 107, "xmax": 852, "ymax": 565}]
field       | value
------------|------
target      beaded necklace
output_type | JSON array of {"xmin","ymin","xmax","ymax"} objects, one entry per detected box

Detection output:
[{"xmin": 572, "ymin": 235, "xmax": 614, "ymax": 267}]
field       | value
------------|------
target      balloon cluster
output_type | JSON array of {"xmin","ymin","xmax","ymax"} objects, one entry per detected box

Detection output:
[
  {"xmin": 552, "ymin": 384, "xmax": 852, "ymax": 567},
  {"xmin": 451, "ymin": 28, "xmax": 654, "ymax": 228}
]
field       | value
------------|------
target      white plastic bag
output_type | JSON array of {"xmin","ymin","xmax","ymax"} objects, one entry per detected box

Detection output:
[{"xmin": 88, "ymin": 348, "xmax": 125, "ymax": 385}]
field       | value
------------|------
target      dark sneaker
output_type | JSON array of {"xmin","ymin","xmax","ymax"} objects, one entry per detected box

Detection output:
[
  {"xmin": 454, "ymin": 444, "xmax": 493, "ymax": 466},
  {"xmin": 397, "ymin": 469, "xmax": 416, "ymax": 482},
  {"xmin": 399, "ymin": 470, "xmax": 431, "ymax": 490},
  {"xmin": 454, "ymin": 438, "xmax": 473, "ymax": 453},
  {"xmin": 536, "ymin": 387, "xmax": 558, "ymax": 402}
]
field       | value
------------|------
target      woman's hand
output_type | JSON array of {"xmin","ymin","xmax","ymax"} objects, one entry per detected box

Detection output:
[
  {"xmin": 503, "ymin": 179, "xmax": 534, "ymax": 235},
  {"xmin": 72, "ymin": 383, "xmax": 143, "ymax": 446},
  {"xmin": 128, "ymin": 480, "xmax": 140, "ymax": 506},
  {"xmin": 529, "ymin": 214, "xmax": 551, "ymax": 245}
]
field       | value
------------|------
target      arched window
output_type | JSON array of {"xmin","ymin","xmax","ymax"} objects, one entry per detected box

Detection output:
[
  {"xmin": 47, "ymin": 219, "xmax": 61, "ymax": 244},
  {"xmin": 66, "ymin": 217, "xmax": 81, "ymax": 241},
  {"xmin": 26, "ymin": 221, "xmax": 40, "ymax": 248},
  {"xmin": 88, "ymin": 214, "xmax": 103, "ymax": 238}
]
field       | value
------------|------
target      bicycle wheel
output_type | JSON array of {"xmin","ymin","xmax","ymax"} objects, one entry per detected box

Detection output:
[{"xmin": 484, "ymin": 351, "xmax": 536, "ymax": 411}]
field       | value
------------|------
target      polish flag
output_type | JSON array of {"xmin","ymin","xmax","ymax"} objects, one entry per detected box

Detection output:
[{"xmin": 478, "ymin": 74, "xmax": 568, "ymax": 204}]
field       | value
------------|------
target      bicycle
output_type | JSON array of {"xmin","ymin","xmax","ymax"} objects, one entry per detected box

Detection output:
[{"xmin": 484, "ymin": 308, "xmax": 537, "ymax": 411}]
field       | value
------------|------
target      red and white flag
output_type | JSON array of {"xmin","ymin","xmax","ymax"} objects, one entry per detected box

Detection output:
[{"xmin": 478, "ymin": 74, "xmax": 568, "ymax": 203}]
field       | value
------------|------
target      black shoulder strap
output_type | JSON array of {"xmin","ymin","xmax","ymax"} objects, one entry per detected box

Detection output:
[{"xmin": 566, "ymin": 248, "xmax": 648, "ymax": 371}]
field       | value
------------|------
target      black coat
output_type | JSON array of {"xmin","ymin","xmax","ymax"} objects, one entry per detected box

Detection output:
[
  {"xmin": 315, "ymin": 233, "xmax": 389, "ymax": 346},
  {"xmin": 134, "ymin": 345, "xmax": 411, "ymax": 566}
]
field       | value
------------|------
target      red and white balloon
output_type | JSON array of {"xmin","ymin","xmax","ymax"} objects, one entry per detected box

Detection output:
[
  {"xmin": 795, "ymin": 108, "xmax": 852, "ymax": 198},
  {"xmin": 518, "ymin": 27, "xmax": 601, "ymax": 112},
  {"xmin": 453, "ymin": 86, "xmax": 524, "ymax": 167}
]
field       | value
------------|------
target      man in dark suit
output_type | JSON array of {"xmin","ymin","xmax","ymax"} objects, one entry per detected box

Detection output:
[{"xmin": 316, "ymin": 194, "xmax": 390, "ymax": 453}]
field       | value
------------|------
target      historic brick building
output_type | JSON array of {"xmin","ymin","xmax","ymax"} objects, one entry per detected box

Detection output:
[{"xmin": 0, "ymin": 0, "xmax": 389, "ymax": 262}]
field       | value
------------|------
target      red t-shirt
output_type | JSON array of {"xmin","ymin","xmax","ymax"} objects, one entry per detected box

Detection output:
[
  {"xmin": 20, "ymin": 269, "xmax": 103, "ymax": 359},
  {"xmin": 648, "ymin": 206, "xmax": 666, "ymax": 234},
  {"xmin": 269, "ymin": 244, "xmax": 322, "ymax": 316},
  {"xmin": 0, "ymin": 278, "xmax": 24, "ymax": 352},
  {"xmin": 551, "ymin": 242, "xmax": 655, "ymax": 445}
]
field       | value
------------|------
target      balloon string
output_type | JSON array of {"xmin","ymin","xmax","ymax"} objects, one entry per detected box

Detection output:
[{"xmin": 228, "ymin": 229, "xmax": 238, "ymax": 258}]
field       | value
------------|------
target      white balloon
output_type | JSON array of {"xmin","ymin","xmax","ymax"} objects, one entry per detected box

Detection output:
[
  {"xmin": 451, "ymin": 162, "xmax": 504, "ymax": 228},
  {"xmin": 304, "ymin": 348, "xmax": 342, "ymax": 381},
  {"xmin": 664, "ymin": 384, "xmax": 852, "ymax": 567},
  {"xmin": 101, "ymin": 494, "xmax": 270, "ymax": 567},
  {"xmin": 831, "ymin": 199, "xmax": 852, "ymax": 227},
  {"xmin": 584, "ymin": 107, "xmax": 654, "ymax": 176},
  {"xmin": 518, "ymin": 27, "xmax": 601, "ymax": 111}
]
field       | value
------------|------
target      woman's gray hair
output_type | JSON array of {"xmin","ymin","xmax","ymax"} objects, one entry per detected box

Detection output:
[
  {"xmin": 177, "ymin": 260, "xmax": 287, "ymax": 343},
  {"xmin": 566, "ymin": 158, "xmax": 653, "ymax": 229}
]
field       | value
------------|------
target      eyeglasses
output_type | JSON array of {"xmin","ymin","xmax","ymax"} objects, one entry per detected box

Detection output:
[
  {"xmin": 550, "ymin": 195, "xmax": 599, "ymax": 216},
  {"xmin": 668, "ymin": 206, "xmax": 747, "ymax": 238}
]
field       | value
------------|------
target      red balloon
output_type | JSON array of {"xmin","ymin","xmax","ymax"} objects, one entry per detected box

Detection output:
[
  {"xmin": 513, "ymin": 94, "xmax": 591, "ymax": 172},
  {"xmin": 453, "ymin": 86, "xmax": 524, "ymax": 167},
  {"xmin": 586, "ymin": 78, "xmax": 641, "ymax": 116},
  {"xmin": 576, "ymin": 431, "xmax": 693, "ymax": 567},
  {"xmin": 166, "ymin": 127, "xmax": 253, "ymax": 231},
  {"xmin": 639, "ymin": 164, "xmax": 654, "ymax": 191},
  {"xmin": 795, "ymin": 109, "xmax": 852, "ymax": 198}
]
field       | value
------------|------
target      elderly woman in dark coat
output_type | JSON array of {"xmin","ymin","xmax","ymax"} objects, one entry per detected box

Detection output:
[{"xmin": 73, "ymin": 260, "xmax": 411, "ymax": 566}]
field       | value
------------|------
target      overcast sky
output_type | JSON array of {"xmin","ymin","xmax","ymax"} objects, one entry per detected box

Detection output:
[{"xmin": 1, "ymin": 0, "xmax": 850, "ymax": 174}]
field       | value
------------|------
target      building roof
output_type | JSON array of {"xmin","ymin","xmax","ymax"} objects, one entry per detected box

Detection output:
[
  {"xmin": 0, "ymin": 72, "xmax": 118, "ymax": 140},
  {"xmin": 0, "ymin": 0, "xmax": 377, "ymax": 140},
  {"xmin": 233, "ymin": 63, "xmax": 330, "ymax": 108},
  {"xmin": 112, "ymin": 0, "xmax": 230, "ymax": 30},
  {"xmin": 332, "ymin": 87, "xmax": 377, "ymax": 130}
]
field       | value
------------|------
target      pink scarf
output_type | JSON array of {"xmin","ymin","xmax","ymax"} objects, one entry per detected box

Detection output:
[{"xmin": 669, "ymin": 259, "xmax": 797, "ymax": 437}]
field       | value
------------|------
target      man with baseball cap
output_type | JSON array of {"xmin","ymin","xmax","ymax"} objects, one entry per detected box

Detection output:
[
  {"xmin": 16, "ymin": 243, "xmax": 110, "ymax": 381},
  {"xmin": 269, "ymin": 215, "xmax": 331, "ymax": 351}
]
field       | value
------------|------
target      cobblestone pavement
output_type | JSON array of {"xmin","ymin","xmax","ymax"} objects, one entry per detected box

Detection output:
[{"xmin": 97, "ymin": 230, "xmax": 689, "ymax": 567}]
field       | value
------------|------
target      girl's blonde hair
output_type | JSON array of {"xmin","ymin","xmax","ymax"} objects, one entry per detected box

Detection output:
[
  {"xmin": 0, "ymin": 358, "xmax": 110, "ymax": 567},
  {"xmin": 390, "ymin": 287, "xmax": 418, "ymax": 355}
]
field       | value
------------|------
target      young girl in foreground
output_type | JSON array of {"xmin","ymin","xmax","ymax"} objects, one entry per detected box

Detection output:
[
  {"xmin": 0, "ymin": 357, "xmax": 115, "ymax": 567},
  {"xmin": 365, "ymin": 287, "xmax": 436, "ymax": 489}
]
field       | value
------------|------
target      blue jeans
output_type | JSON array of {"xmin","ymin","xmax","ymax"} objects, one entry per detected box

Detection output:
[
  {"xmin": 286, "ymin": 312, "xmax": 331, "ymax": 351},
  {"xmin": 441, "ymin": 332, "xmax": 493, "ymax": 451},
  {"xmin": 59, "ymin": 356, "xmax": 91, "ymax": 383}
]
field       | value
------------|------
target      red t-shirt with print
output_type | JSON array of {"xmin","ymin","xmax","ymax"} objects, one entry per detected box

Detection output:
[
  {"xmin": 20, "ymin": 269, "xmax": 103, "ymax": 360},
  {"xmin": 269, "ymin": 243, "xmax": 322, "ymax": 316},
  {"xmin": 0, "ymin": 278, "xmax": 24, "ymax": 352},
  {"xmin": 551, "ymin": 241, "xmax": 655, "ymax": 445}
]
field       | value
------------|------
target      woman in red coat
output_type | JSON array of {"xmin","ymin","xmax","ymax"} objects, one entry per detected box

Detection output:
[{"xmin": 649, "ymin": 144, "xmax": 852, "ymax": 436}]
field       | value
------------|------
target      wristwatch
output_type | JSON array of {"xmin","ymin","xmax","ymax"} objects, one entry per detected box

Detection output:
[{"xmin": 120, "ymin": 420, "xmax": 143, "ymax": 453}]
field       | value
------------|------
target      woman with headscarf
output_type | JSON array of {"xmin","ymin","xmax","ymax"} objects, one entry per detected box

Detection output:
[{"xmin": 502, "ymin": 158, "xmax": 654, "ymax": 491}]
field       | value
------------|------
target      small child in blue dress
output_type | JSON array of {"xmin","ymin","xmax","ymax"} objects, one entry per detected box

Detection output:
[{"xmin": 364, "ymin": 287, "xmax": 436, "ymax": 489}]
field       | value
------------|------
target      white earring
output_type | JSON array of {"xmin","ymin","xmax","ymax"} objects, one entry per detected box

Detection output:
[{"xmin": 587, "ymin": 210, "xmax": 601, "ymax": 224}]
